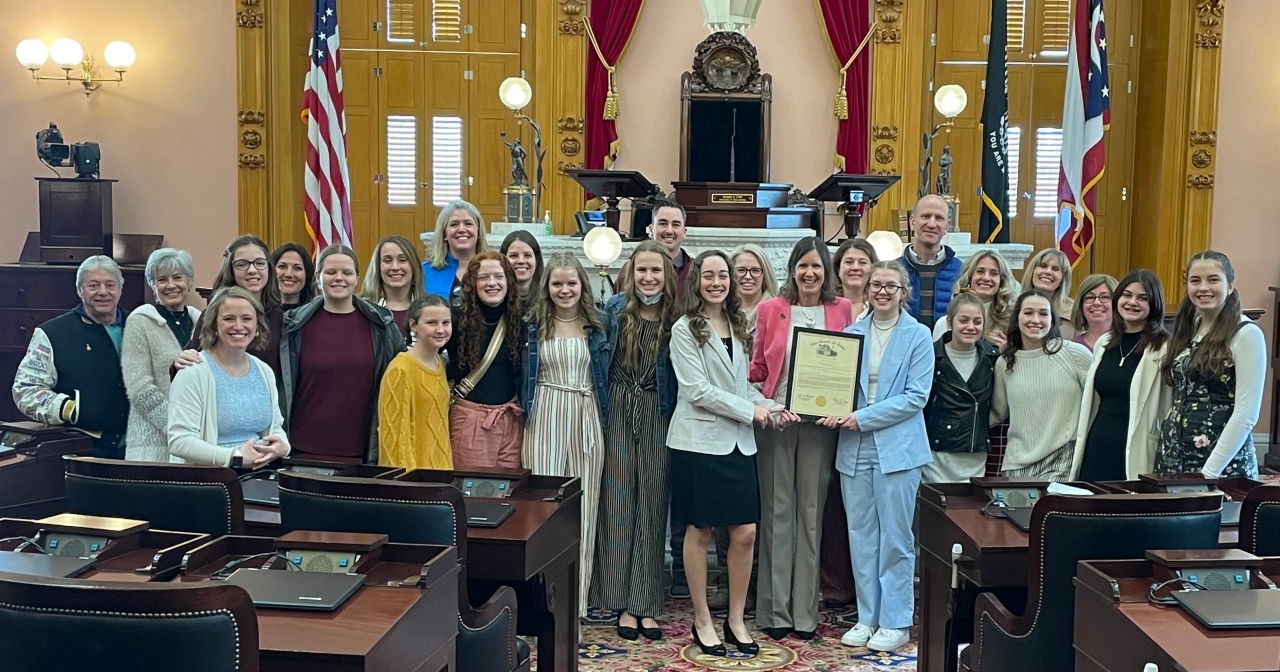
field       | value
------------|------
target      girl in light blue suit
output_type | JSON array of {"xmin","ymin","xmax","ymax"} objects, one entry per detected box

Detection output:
[{"xmin": 819, "ymin": 260, "xmax": 934, "ymax": 654}]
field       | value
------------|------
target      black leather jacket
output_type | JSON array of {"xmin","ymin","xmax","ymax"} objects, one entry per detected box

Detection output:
[{"xmin": 924, "ymin": 333, "xmax": 999, "ymax": 454}]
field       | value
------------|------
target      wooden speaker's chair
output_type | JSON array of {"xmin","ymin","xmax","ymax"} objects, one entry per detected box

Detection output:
[
  {"xmin": 1239, "ymin": 484, "xmax": 1280, "ymax": 555},
  {"xmin": 962, "ymin": 493, "xmax": 1223, "ymax": 672},
  {"xmin": 64, "ymin": 457, "xmax": 245, "ymax": 536},
  {"xmin": 276, "ymin": 471, "xmax": 529, "ymax": 672},
  {"xmin": 0, "ymin": 571, "xmax": 258, "ymax": 672}
]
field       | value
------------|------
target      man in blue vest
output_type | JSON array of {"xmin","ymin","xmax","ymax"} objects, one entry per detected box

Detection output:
[
  {"xmin": 12, "ymin": 256, "xmax": 129, "ymax": 458},
  {"xmin": 899, "ymin": 194, "xmax": 962, "ymax": 328}
]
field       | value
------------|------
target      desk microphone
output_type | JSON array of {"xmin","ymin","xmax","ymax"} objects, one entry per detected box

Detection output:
[{"xmin": 950, "ymin": 543, "xmax": 963, "ymax": 590}]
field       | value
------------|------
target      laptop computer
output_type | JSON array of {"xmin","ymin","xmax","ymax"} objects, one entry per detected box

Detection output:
[
  {"xmin": 1221, "ymin": 501, "xmax": 1242, "ymax": 526},
  {"xmin": 465, "ymin": 499, "xmax": 515, "ymax": 528},
  {"xmin": 1173, "ymin": 589, "xmax": 1280, "ymax": 629},
  {"xmin": 0, "ymin": 551, "xmax": 95, "ymax": 578},
  {"xmin": 224, "ymin": 568, "xmax": 364, "ymax": 611},
  {"xmin": 242, "ymin": 478, "xmax": 280, "ymax": 507},
  {"xmin": 1004, "ymin": 507, "xmax": 1034, "ymax": 532}
]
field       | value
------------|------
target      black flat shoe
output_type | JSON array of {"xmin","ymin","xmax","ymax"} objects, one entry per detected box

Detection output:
[
  {"xmin": 723, "ymin": 619, "xmax": 760, "ymax": 656},
  {"xmin": 692, "ymin": 625, "xmax": 727, "ymax": 656},
  {"xmin": 640, "ymin": 623, "xmax": 663, "ymax": 640},
  {"xmin": 793, "ymin": 629, "xmax": 816, "ymax": 640},
  {"xmin": 616, "ymin": 623, "xmax": 639, "ymax": 641},
  {"xmin": 763, "ymin": 627, "xmax": 791, "ymax": 641}
]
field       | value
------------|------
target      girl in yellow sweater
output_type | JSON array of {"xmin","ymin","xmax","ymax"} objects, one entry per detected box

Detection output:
[{"xmin": 378, "ymin": 294, "xmax": 453, "ymax": 470}]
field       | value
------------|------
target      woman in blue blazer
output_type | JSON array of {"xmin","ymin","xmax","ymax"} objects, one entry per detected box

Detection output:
[{"xmin": 819, "ymin": 260, "xmax": 934, "ymax": 654}]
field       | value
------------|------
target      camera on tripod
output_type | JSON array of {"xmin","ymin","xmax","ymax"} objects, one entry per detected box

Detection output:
[{"xmin": 36, "ymin": 123, "xmax": 101, "ymax": 178}]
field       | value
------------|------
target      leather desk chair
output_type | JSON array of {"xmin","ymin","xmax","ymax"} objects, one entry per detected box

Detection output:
[
  {"xmin": 1240, "ymin": 484, "xmax": 1280, "ymax": 556},
  {"xmin": 0, "ymin": 571, "xmax": 258, "ymax": 672},
  {"xmin": 64, "ymin": 457, "xmax": 245, "ymax": 536},
  {"xmin": 961, "ymin": 493, "xmax": 1222, "ymax": 672},
  {"xmin": 277, "ymin": 471, "xmax": 529, "ymax": 672}
]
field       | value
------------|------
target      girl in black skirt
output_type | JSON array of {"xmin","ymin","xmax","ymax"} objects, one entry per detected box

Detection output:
[{"xmin": 667, "ymin": 251, "xmax": 796, "ymax": 658}]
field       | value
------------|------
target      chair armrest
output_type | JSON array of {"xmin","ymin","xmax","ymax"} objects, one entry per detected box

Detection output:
[
  {"xmin": 457, "ymin": 585, "xmax": 520, "ymax": 672},
  {"xmin": 970, "ymin": 590, "xmax": 1027, "ymax": 672}
]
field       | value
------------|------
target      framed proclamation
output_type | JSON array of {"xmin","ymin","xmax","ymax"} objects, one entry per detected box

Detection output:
[{"xmin": 784, "ymin": 327, "xmax": 864, "ymax": 421}]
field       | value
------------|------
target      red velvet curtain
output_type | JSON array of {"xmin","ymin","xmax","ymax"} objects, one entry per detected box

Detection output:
[
  {"xmin": 584, "ymin": 0, "xmax": 645, "ymax": 172},
  {"xmin": 816, "ymin": 0, "xmax": 872, "ymax": 173}
]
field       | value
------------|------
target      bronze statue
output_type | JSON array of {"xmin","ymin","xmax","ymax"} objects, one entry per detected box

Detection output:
[
  {"xmin": 936, "ymin": 145, "xmax": 953, "ymax": 195},
  {"xmin": 501, "ymin": 130, "xmax": 529, "ymax": 187}
]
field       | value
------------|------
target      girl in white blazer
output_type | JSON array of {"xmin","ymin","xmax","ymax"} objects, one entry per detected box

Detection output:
[
  {"xmin": 168, "ymin": 287, "xmax": 289, "ymax": 468},
  {"xmin": 667, "ymin": 251, "xmax": 791, "ymax": 659},
  {"xmin": 1071, "ymin": 269, "xmax": 1171, "ymax": 481}
]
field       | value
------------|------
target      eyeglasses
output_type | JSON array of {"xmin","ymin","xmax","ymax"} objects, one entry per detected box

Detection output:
[
  {"xmin": 735, "ymin": 267, "xmax": 763, "ymax": 279},
  {"xmin": 232, "ymin": 259, "xmax": 269, "ymax": 272},
  {"xmin": 1081, "ymin": 294, "xmax": 1112, "ymax": 304},
  {"xmin": 869, "ymin": 282, "xmax": 903, "ymax": 294}
]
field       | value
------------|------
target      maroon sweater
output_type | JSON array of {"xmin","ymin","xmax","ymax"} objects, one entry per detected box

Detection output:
[{"xmin": 288, "ymin": 309, "xmax": 375, "ymax": 457}]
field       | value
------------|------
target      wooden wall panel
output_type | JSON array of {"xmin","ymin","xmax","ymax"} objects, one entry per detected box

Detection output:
[
  {"xmin": 237, "ymin": 0, "xmax": 269, "ymax": 242},
  {"xmin": 343, "ymin": 51, "xmax": 379, "ymax": 262},
  {"xmin": 531, "ymin": 0, "xmax": 585, "ymax": 235},
  {"xmin": 471, "ymin": 54, "xmax": 522, "ymax": 224},
  {"xmin": 867, "ymin": 0, "xmax": 928, "ymax": 232},
  {"xmin": 471, "ymin": 0, "xmax": 523, "ymax": 53},
  {"xmin": 380, "ymin": 51, "xmax": 430, "ymax": 242}
]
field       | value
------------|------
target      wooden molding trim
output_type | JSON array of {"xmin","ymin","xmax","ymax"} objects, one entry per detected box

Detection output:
[
  {"xmin": 236, "ymin": 0, "xmax": 269, "ymax": 243},
  {"xmin": 866, "ymin": 0, "xmax": 924, "ymax": 232},
  {"xmin": 533, "ymin": 0, "xmax": 586, "ymax": 235}
]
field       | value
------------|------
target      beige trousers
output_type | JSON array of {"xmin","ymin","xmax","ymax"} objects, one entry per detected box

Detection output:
[{"xmin": 754, "ymin": 422, "xmax": 838, "ymax": 631}]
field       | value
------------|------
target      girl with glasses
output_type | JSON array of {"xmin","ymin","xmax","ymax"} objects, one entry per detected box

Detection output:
[
  {"xmin": 729, "ymin": 244, "xmax": 779, "ymax": 333},
  {"xmin": 175, "ymin": 235, "xmax": 285, "ymax": 382},
  {"xmin": 819, "ymin": 260, "xmax": 933, "ymax": 654}
]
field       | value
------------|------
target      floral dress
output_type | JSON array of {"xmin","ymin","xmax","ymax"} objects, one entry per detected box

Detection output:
[{"xmin": 1155, "ymin": 341, "xmax": 1258, "ymax": 478}]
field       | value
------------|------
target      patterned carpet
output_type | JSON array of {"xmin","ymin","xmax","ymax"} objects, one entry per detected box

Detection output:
[{"xmin": 563, "ymin": 599, "xmax": 916, "ymax": 672}]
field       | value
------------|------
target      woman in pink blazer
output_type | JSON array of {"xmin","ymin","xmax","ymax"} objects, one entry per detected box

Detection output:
[{"xmin": 748, "ymin": 236, "xmax": 854, "ymax": 640}]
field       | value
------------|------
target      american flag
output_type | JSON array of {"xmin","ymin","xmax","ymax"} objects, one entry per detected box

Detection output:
[
  {"xmin": 1056, "ymin": 0, "xmax": 1110, "ymax": 268},
  {"xmin": 302, "ymin": 0, "xmax": 354, "ymax": 249}
]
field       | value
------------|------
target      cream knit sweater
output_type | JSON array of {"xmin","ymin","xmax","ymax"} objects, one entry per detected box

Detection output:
[
  {"xmin": 121, "ymin": 304, "xmax": 201, "ymax": 461},
  {"xmin": 991, "ymin": 339, "xmax": 1092, "ymax": 471}
]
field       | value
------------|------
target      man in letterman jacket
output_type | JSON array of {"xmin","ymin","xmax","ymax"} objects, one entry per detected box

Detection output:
[{"xmin": 12, "ymin": 256, "xmax": 130, "ymax": 458}]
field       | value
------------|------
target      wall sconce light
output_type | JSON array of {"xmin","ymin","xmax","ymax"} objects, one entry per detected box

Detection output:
[
  {"xmin": 16, "ymin": 38, "xmax": 135, "ymax": 96},
  {"xmin": 583, "ymin": 226, "xmax": 623, "ymax": 309}
]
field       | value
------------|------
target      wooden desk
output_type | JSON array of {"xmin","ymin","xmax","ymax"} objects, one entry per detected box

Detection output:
[
  {"xmin": 0, "ymin": 425, "xmax": 95, "ymax": 519},
  {"xmin": 1074, "ymin": 558, "xmax": 1280, "ymax": 672},
  {"xmin": 917, "ymin": 482, "xmax": 1032, "ymax": 672},
  {"xmin": 245, "ymin": 474, "xmax": 583, "ymax": 672},
  {"xmin": 180, "ymin": 535, "xmax": 460, "ymax": 672},
  {"xmin": 0, "ymin": 517, "xmax": 208, "ymax": 583}
]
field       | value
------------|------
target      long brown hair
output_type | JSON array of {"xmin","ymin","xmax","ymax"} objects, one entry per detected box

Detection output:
[
  {"xmin": 1106, "ymin": 268, "xmax": 1167, "ymax": 355},
  {"xmin": 527, "ymin": 252, "xmax": 602, "ymax": 339},
  {"xmin": 955, "ymin": 249, "xmax": 1016, "ymax": 340},
  {"xmin": 360, "ymin": 235, "xmax": 424, "ymax": 304},
  {"xmin": 683, "ymin": 250, "xmax": 752, "ymax": 353},
  {"xmin": 1162, "ymin": 250, "xmax": 1244, "ymax": 384},
  {"xmin": 456, "ymin": 251, "xmax": 521, "ymax": 369},
  {"xmin": 778, "ymin": 236, "xmax": 839, "ymax": 304},
  {"xmin": 212, "ymin": 235, "xmax": 281, "ymax": 311},
  {"xmin": 619, "ymin": 241, "xmax": 677, "ymax": 368},
  {"xmin": 1000, "ymin": 289, "xmax": 1063, "ymax": 372},
  {"xmin": 271, "ymin": 242, "xmax": 317, "ymax": 305}
]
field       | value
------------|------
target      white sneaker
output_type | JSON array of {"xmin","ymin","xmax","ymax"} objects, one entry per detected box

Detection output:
[
  {"xmin": 867, "ymin": 627, "xmax": 910, "ymax": 652},
  {"xmin": 840, "ymin": 623, "xmax": 875, "ymax": 647}
]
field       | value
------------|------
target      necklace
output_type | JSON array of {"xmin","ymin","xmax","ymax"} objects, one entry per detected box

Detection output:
[
  {"xmin": 872, "ymin": 314, "xmax": 900, "ymax": 349},
  {"xmin": 554, "ymin": 314, "xmax": 578, "ymax": 323},
  {"xmin": 1118, "ymin": 336, "xmax": 1142, "ymax": 367},
  {"xmin": 798, "ymin": 305, "xmax": 819, "ymax": 328}
]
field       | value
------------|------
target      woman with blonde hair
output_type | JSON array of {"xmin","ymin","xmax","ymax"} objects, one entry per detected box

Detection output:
[
  {"xmin": 593, "ymin": 241, "xmax": 679, "ymax": 640},
  {"xmin": 933, "ymin": 249, "xmax": 1017, "ymax": 347},
  {"xmin": 1070, "ymin": 273, "xmax": 1117, "ymax": 351},
  {"xmin": 361, "ymin": 235, "xmax": 424, "ymax": 339},
  {"xmin": 833, "ymin": 237, "xmax": 879, "ymax": 317},
  {"xmin": 1021, "ymin": 248, "xmax": 1076, "ymax": 337},
  {"xmin": 729, "ymin": 244, "xmax": 778, "ymax": 331},
  {"xmin": 446, "ymin": 252, "xmax": 524, "ymax": 469},
  {"xmin": 521, "ymin": 251, "xmax": 610, "ymax": 616},
  {"xmin": 167, "ymin": 287, "xmax": 289, "ymax": 468},
  {"xmin": 422, "ymin": 199, "xmax": 488, "ymax": 303}
]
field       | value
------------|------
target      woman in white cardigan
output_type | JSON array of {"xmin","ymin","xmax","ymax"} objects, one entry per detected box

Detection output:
[
  {"xmin": 122, "ymin": 249, "xmax": 201, "ymax": 461},
  {"xmin": 168, "ymin": 287, "xmax": 289, "ymax": 468},
  {"xmin": 1071, "ymin": 269, "xmax": 1171, "ymax": 481}
]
